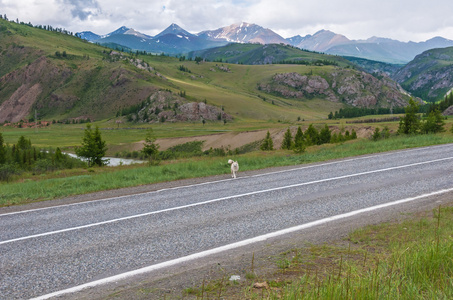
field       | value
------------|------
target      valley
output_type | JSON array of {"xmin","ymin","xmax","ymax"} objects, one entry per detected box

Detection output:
[{"xmin": 2, "ymin": 12, "xmax": 453, "ymax": 300}]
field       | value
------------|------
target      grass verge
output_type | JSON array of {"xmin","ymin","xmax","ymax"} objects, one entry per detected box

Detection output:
[
  {"xmin": 1, "ymin": 133, "xmax": 453, "ymax": 207},
  {"xmin": 179, "ymin": 205, "xmax": 453, "ymax": 299}
]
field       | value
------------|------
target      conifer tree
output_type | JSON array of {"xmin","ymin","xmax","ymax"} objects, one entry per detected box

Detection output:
[
  {"xmin": 372, "ymin": 127, "xmax": 381, "ymax": 141},
  {"xmin": 142, "ymin": 128, "xmax": 160, "ymax": 164},
  {"xmin": 0, "ymin": 133, "xmax": 6, "ymax": 164},
  {"xmin": 398, "ymin": 98, "xmax": 420, "ymax": 135},
  {"xmin": 260, "ymin": 131, "xmax": 274, "ymax": 151},
  {"xmin": 304, "ymin": 124, "xmax": 319, "ymax": 145},
  {"xmin": 422, "ymin": 109, "xmax": 445, "ymax": 134},
  {"xmin": 281, "ymin": 128, "xmax": 293, "ymax": 150},
  {"xmin": 319, "ymin": 124, "xmax": 332, "ymax": 144},
  {"xmin": 76, "ymin": 124, "xmax": 108, "ymax": 167},
  {"xmin": 293, "ymin": 126, "xmax": 305, "ymax": 153}
]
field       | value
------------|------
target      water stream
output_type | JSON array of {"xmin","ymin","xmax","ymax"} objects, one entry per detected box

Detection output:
[{"xmin": 65, "ymin": 153, "xmax": 145, "ymax": 166}]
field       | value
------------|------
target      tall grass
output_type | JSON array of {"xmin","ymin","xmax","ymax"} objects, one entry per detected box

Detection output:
[
  {"xmin": 247, "ymin": 206, "xmax": 453, "ymax": 300},
  {"xmin": 2, "ymin": 133, "xmax": 453, "ymax": 206}
]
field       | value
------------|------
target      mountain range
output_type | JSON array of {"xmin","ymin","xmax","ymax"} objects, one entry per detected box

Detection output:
[{"xmin": 77, "ymin": 23, "xmax": 453, "ymax": 64}]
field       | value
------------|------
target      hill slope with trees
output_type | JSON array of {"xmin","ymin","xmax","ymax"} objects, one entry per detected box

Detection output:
[{"xmin": 392, "ymin": 47, "xmax": 453, "ymax": 102}]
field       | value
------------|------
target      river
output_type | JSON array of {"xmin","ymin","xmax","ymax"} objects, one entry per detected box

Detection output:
[{"xmin": 65, "ymin": 153, "xmax": 145, "ymax": 166}]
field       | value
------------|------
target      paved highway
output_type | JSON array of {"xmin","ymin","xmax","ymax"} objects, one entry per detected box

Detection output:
[{"xmin": 1, "ymin": 144, "xmax": 453, "ymax": 299}]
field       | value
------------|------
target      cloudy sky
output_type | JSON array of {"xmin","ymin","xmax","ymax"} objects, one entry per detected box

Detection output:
[{"xmin": 1, "ymin": 0, "xmax": 453, "ymax": 42}]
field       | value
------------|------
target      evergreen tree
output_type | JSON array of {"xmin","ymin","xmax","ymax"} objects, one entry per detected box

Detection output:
[
  {"xmin": 304, "ymin": 124, "xmax": 319, "ymax": 145},
  {"xmin": 293, "ymin": 126, "xmax": 305, "ymax": 153},
  {"xmin": 142, "ymin": 129, "xmax": 160, "ymax": 164},
  {"xmin": 281, "ymin": 128, "xmax": 293, "ymax": 150},
  {"xmin": 331, "ymin": 132, "xmax": 338, "ymax": 143},
  {"xmin": 398, "ymin": 98, "xmax": 420, "ymax": 135},
  {"xmin": 421, "ymin": 109, "xmax": 445, "ymax": 134},
  {"xmin": 17, "ymin": 136, "xmax": 30, "ymax": 150},
  {"xmin": 0, "ymin": 133, "xmax": 5, "ymax": 164},
  {"xmin": 75, "ymin": 124, "xmax": 108, "ymax": 167},
  {"xmin": 372, "ymin": 128, "xmax": 381, "ymax": 141},
  {"xmin": 260, "ymin": 131, "xmax": 274, "ymax": 151},
  {"xmin": 55, "ymin": 147, "xmax": 64, "ymax": 162},
  {"xmin": 319, "ymin": 124, "xmax": 332, "ymax": 144}
]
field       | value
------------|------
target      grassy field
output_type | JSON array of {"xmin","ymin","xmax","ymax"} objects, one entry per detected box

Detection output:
[{"xmin": 2, "ymin": 132, "xmax": 453, "ymax": 207}]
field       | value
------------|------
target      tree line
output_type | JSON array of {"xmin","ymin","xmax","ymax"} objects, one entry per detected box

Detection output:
[
  {"xmin": 0, "ymin": 133, "xmax": 85, "ymax": 181},
  {"xmin": 261, "ymin": 124, "xmax": 358, "ymax": 153},
  {"xmin": 0, "ymin": 13, "xmax": 75, "ymax": 36},
  {"xmin": 273, "ymin": 59, "xmax": 339, "ymax": 66},
  {"xmin": 328, "ymin": 107, "xmax": 406, "ymax": 119}
]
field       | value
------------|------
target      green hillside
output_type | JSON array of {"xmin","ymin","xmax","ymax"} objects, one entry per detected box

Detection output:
[
  {"xmin": 393, "ymin": 47, "xmax": 453, "ymax": 102},
  {"xmin": 0, "ymin": 18, "xmax": 412, "ymax": 126}
]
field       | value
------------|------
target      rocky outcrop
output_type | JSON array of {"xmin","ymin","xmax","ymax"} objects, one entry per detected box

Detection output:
[
  {"xmin": 259, "ymin": 70, "xmax": 414, "ymax": 108},
  {"xmin": 134, "ymin": 91, "xmax": 232, "ymax": 123}
]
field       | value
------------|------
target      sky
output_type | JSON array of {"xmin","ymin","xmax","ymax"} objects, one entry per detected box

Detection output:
[{"xmin": 1, "ymin": 0, "xmax": 453, "ymax": 42}]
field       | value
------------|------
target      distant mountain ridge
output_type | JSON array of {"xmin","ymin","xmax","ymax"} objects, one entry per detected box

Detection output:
[
  {"xmin": 77, "ymin": 24, "xmax": 228, "ymax": 54},
  {"xmin": 77, "ymin": 23, "xmax": 453, "ymax": 64},
  {"xmin": 77, "ymin": 22, "xmax": 286, "ymax": 55},
  {"xmin": 287, "ymin": 30, "xmax": 349, "ymax": 52},
  {"xmin": 284, "ymin": 30, "xmax": 453, "ymax": 64},
  {"xmin": 197, "ymin": 22, "xmax": 288, "ymax": 45}
]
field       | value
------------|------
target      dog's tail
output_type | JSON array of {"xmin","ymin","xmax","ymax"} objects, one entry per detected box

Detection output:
[{"xmin": 228, "ymin": 159, "xmax": 233, "ymax": 164}]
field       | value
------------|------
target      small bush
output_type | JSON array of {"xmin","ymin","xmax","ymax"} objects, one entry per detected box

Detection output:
[{"xmin": 0, "ymin": 163, "xmax": 19, "ymax": 182}]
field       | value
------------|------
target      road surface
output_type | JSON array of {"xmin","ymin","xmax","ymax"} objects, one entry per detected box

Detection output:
[{"xmin": 1, "ymin": 144, "xmax": 453, "ymax": 299}]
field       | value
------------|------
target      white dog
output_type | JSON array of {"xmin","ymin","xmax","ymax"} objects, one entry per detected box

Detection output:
[{"xmin": 228, "ymin": 159, "xmax": 239, "ymax": 178}]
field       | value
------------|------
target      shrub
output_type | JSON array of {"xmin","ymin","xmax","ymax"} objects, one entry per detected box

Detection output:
[{"xmin": 0, "ymin": 163, "xmax": 19, "ymax": 182}]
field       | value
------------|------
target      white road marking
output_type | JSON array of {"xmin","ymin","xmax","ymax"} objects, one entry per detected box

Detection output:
[
  {"xmin": 2, "ymin": 143, "xmax": 450, "ymax": 217},
  {"xmin": 2, "ymin": 156, "xmax": 452, "ymax": 245},
  {"xmin": 31, "ymin": 187, "xmax": 453, "ymax": 300}
]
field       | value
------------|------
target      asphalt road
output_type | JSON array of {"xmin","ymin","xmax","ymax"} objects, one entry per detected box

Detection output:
[{"xmin": 1, "ymin": 144, "xmax": 453, "ymax": 299}]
